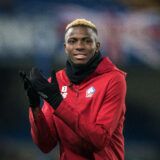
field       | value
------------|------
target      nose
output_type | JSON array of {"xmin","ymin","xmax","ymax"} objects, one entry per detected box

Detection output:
[{"xmin": 76, "ymin": 41, "xmax": 85, "ymax": 51}]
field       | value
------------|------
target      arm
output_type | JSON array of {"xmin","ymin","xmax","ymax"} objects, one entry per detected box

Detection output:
[
  {"xmin": 28, "ymin": 68, "xmax": 126, "ymax": 151},
  {"xmin": 29, "ymin": 101, "xmax": 58, "ymax": 153},
  {"xmin": 54, "ymin": 72, "xmax": 126, "ymax": 151},
  {"xmin": 19, "ymin": 70, "xmax": 58, "ymax": 153}
]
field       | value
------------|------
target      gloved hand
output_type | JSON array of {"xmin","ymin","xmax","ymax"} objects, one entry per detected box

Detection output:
[
  {"xmin": 19, "ymin": 71, "xmax": 40, "ymax": 108},
  {"xmin": 29, "ymin": 67, "xmax": 63, "ymax": 109}
]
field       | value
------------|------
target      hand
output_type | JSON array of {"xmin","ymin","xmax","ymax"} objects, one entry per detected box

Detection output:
[
  {"xmin": 29, "ymin": 68, "xmax": 63, "ymax": 109},
  {"xmin": 19, "ymin": 71, "xmax": 40, "ymax": 108}
]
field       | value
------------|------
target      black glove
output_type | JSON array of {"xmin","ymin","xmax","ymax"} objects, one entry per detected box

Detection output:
[
  {"xmin": 19, "ymin": 71, "xmax": 40, "ymax": 108},
  {"xmin": 29, "ymin": 67, "xmax": 63, "ymax": 109}
]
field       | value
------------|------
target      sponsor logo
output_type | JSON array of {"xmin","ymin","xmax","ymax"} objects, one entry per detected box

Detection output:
[
  {"xmin": 61, "ymin": 86, "xmax": 67, "ymax": 92},
  {"xmin": 61, "ymin": 92, "xmax": 67, "ymax": 98},
  {"xmin": 61, "ymin": 86, "xmax": 68, "ymax": 98},
  {"xmin": 86, "ymin": 86, "xmax": 95, "ymax": 98}
]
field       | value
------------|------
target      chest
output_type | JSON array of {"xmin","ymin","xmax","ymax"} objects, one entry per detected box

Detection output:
[{"xmin": 58, "ymin": 75, "xmax": 110, "ymax": 120}]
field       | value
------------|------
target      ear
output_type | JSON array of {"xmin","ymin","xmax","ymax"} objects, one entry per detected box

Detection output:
[
  {"xmin": 64, "ymin": 43, "xmax": 67, "ymax": 53},
  {"xmin": 64, "ymin": 43, "xmax": 66, "ymax": 49},
  {"xmin": 64, "ymin": 43, "xmax": 69, "ymax": 56},
  {"xmin": 96, "ymin": 42, "xmax": 100, "ymax": 52}
]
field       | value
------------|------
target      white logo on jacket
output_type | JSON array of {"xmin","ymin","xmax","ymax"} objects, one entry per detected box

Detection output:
[
  {"xmin": 61, "ymin": 86, "xmax": 68, "ymax": 98},
  {"xmin": 86, "ymin": 86, "xmax": 96, "ymax": 98}
]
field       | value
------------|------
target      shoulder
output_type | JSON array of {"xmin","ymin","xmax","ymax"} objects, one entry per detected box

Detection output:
[
  {"xmin": 102, "ymin": 70, "xmax": 127, "ymax": 93},
  {"xmin": 110, "ymin": 70, "xmax": 126, "ymax": 81},
  {"xmin": 56, "ymin": 69, "xmax": 65, "ymax": 77},
  {"xmin": 102, "ymin": 69, "xmax": 126, "ymax": 83}
]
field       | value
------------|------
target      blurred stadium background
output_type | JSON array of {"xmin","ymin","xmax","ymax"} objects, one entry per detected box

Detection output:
[{"xmin": 0, "ymin": 0, "xmax": 160, "ymax": 159}]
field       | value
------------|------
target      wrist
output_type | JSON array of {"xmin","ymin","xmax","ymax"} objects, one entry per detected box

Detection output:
[
  {"xmin": 31, "ymin": 106, "xmax": 41, "ymax": 118},
  {"xmin": 27, "ymin": 89, "xmax": 40, "ymax": 108},
  {"xmin": 48, "ymin": 93, "xmax": 63, "ymax": 110}
]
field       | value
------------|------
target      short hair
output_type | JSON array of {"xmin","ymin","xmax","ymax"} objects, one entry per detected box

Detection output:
[{"xmin": 65, "ymin": 18, "xmax": 98, "ymax": 35}]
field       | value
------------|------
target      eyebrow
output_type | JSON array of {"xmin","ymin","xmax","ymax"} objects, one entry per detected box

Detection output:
[
  {"xmin": 67, "ymin": 37, "xmax": 93, "ymax": 43},
  {"xmin": 65, "ymin": 31, "xmax": 97, "ymax": 42},
  {"xmin": 68, "ymin": 36, "xmax": 91, "ymax": 39}
]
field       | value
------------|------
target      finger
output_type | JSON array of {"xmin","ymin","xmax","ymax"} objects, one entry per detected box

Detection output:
[
  {"xmin": 30, "ymin": 67, "xmax": 39, "ymax": 79},
  {"xmin": 29, "ymin": 67, "xmax": 50, "ymax": 93},
  {"xmin": 30, "ymin": 67, "xmax": 44, "ymax": 81},
  {"xmin": 19, "ymin": 70, "xmax": 30, "ymax": 86},
  {"xmin": 19, "ymin": 71, "xmax": 26, "ymax": 81},
  {"xmin": 51, "ymin": 70, "xmax": 56, "ymax": 83},
  {"xmin": 19, "ymin": 70, "xmax": 33, "ymax": 90}
]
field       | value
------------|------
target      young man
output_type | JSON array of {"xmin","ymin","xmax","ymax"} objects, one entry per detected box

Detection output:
[{"xmin": 20, "ymin": 19, "xmax": 127, "ymax": 160}]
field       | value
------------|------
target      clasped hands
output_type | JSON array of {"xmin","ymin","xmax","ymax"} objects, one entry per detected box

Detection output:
[{"xmin": 19, "ymin": 68, "xmax": 62, "ymax": 109}]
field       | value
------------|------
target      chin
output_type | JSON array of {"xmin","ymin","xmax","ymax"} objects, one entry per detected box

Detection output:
[{"xmin": 73, "ymin": 60, "xmax": 88, "ymax": 65}]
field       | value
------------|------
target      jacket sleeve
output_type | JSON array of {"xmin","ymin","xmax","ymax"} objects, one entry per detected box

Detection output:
[
  {"xmin": 29, "ymin": 101, "xmax": 58, "ymax": 153},
  {"xmin": 54, "ymin": 72, "xmax": 126, "ymax": 151}
]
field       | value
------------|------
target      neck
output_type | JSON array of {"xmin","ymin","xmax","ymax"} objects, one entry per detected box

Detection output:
[{"xmin": 65, "ymin": 51, "xmax": 102, "ymax": 84}]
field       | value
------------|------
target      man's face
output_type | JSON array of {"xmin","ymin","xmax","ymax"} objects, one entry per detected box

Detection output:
[{"xmin": 64, "ymin": 26, "xmax": 100, "ymax": 64}]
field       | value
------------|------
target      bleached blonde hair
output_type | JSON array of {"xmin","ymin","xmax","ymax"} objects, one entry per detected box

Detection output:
[{"xmin": 65, "ymin": 18, "xmax": 97, "ymax": 34}]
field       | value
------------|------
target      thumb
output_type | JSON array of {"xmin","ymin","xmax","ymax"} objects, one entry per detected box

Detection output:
[
  {"xmin": 19, "ymin": 71, "xmax": 26, "ymax": 81},
  {"xmin": 30, "ymin": 67, "xmax": 42, "ymax": 80},
  {"xmin": 19, "ymin": 70, "xmax": 32, "ymax": 90}
]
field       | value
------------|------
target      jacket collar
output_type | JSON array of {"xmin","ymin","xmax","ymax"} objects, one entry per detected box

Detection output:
[{"xmin": 62, "ymin": 57, "xmax": 126, "ymax": 85}]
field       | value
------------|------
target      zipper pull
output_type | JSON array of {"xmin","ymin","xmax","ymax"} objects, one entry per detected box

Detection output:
[{"xmin": 68, "ymin": 83, "xmax": 73, "ymax": 90}]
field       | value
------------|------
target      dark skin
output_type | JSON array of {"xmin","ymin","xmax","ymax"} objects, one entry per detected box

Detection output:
[
  {"xmin": 32, "ymin": 26, "xmax": 100, "ymax": 117},
  {"xmin": 64, "ymin": 26, "xmax": 100, "ymax": 64}
]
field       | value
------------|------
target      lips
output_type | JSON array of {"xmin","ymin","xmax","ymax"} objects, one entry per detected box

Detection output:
[{"xmin": 74, "ymin": 54, "xmax": 87, "ymax": 59}]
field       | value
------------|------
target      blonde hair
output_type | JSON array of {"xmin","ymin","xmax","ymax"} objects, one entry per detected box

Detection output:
[{"xmin": 65, "ymin": 18, "xmax": 97, "ymax": 34}]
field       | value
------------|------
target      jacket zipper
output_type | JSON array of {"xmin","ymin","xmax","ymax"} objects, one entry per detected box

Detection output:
[
  {"xmin": 76, "ymin": 86, "xmax": 79, "ymax": 107},
  {"xmin": 76, "ymin": 88, "xmax": 79, "ymax": 97}
]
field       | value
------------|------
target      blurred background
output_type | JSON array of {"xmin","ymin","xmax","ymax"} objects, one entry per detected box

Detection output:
[{"xmin": 0, "ymin": 0, "xmax": 160, "ymax": 159}]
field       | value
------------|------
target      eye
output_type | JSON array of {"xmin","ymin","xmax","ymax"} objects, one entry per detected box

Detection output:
[
  {"xmin": 68, "ymin": 39, "xmax": 76, "ymax": 44},
  {"xmin": 84, "ymin": 38, "xmax": 92, "ymax": 43}
]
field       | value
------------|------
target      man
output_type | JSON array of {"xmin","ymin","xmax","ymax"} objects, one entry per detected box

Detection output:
[{"xmin": 20, "ymin": 19, "xmax": 127, "ymax": 160}]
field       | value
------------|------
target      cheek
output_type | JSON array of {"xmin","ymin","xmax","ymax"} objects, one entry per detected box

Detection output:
[
  {"xmin": 65, "ymin": 48, "xmax": 73, "ymax": 58},
  {"xmin": 89, "ymin": 44, "xmax": 97, "ymax": 53},
  {"xmin": 65, "ymin": 51, "xmax": 69, "ymax": 57},
  {"xmin": 65, "ymin": 45, "xmax": 71, "ymax": 53}
]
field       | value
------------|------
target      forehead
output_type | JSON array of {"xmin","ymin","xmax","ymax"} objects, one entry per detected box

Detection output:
[{"xmin": 65, "ymin": 26, "xmax": 94, "ymax": 39}]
